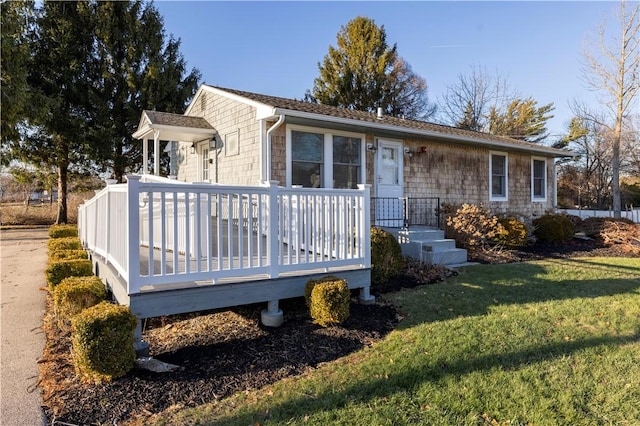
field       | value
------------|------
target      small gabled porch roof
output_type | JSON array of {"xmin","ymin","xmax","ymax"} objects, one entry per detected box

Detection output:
[
  {"xmin": 132, "ymin": 110, "xmax": 217, "ymax": 175},
  {"xmin": 132, "ymin": 110, "xmax": 216, "ymax": 143}
]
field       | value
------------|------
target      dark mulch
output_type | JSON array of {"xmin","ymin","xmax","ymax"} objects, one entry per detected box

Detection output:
[
  {"xmin": 39, "ymin": 238, "xmax": 636, "ymax": 425},
  {"xmin": 41, "ymin": 296, "xmax": 403, "ymax": 425}
]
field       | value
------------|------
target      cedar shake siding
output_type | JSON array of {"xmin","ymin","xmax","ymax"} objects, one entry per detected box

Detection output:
[{"xmin": 176, "ymin": 90, "xmax": 261, "ymax": 186}]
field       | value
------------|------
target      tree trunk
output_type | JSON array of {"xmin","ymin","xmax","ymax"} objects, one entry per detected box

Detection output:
[{"xmin": 56, "ymin": 163, "xmax": 68, "ymax": 224}]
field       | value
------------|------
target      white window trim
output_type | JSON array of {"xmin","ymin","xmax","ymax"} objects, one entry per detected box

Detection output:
[
  {"xmin": 489, "ymin": 151, "xmax": 508, "ymax": 201},
  {"xmin": 285, "ymin": 124, "xmax": 365, "ymax": 188},
  {"xmin": 531, "ymin": 156, "xmax": 547, "ymax": 202},
  {"xmin": 198, "ymin": 141, "xmax": 210, "ymax": 183}
]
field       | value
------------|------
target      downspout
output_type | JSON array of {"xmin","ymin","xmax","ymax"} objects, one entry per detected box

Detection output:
[{"xmin": 264, "ymin": 114, "xmax": 285, "ymax": 182}]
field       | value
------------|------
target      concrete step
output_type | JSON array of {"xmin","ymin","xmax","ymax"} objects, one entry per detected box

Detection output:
[
  {"xmin": 423, "ymin": 248, "xmax": 468, "ymax": 266},
  {"xmin": 413, "ymin": 238, "xmax": 456, "ymax": 251},
  {"xmin": 398, "ymin": 228, "xmax": 444, "ymax": 242}
]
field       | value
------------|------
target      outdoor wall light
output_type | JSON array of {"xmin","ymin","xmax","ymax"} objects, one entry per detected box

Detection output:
[{"xmin": 366, "ymin": 143, "xmax": 377, "ymax": 151}]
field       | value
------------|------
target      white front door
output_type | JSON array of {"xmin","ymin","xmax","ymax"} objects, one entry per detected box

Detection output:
[{"xmin": 375, "ymin": 140, "xmax": 404, "ymax": 227}]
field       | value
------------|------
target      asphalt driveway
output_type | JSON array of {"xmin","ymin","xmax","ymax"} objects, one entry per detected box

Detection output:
[{"xmin": 1, "ymin": 227, "xmax": 48, "ymax": 425}]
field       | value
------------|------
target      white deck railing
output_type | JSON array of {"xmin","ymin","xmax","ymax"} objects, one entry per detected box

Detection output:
[{"xmin": 78, "ymin": 175, "xmax": 371, "ymax": 294}]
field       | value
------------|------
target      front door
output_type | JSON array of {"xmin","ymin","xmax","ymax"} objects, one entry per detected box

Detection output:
[{"xmin": 375, "ymin": 139, "xmax": 404, "ymax": 227}]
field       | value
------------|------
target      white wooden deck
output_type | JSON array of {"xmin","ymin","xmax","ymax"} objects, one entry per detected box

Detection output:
[{"xmin": 78, "ymin": 175, "xmax": 373, "ymax": 336}]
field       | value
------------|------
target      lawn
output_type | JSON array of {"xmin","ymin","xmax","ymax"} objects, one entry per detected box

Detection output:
[{"xmin": 143, "ymin": 257, "xmax": 640, "ymax": 426}]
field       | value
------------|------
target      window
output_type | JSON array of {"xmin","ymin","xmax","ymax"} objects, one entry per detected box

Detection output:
[
  {"xmin": 200, "ymin": 145, "xmax": 209, "ymax": 181},
  {"xmin": 490, "ymin": 153, "xmax": 508, "ymax": 200},
  {"xmin": 532, "ymin": 158, "xmax": 546, "ymax": 201},
  {"xmin": 333, "ymin": 135, "xmax": 361, "ymax": 189},
  {"xmin": 292, "ymin": 130, "xmax": 324, "ymax": 187}
]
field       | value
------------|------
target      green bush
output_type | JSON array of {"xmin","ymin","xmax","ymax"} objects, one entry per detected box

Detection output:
[
  {"xmin": 533, "ymin": 214, "xmax": 575, "ymax": 243},
  {"xmin": 305, "ymin": 276, "xmax": 350, "ymax": 327},
  {"xmin": 49, "ymin": 224, "xmax": 78, "ymax": 239},
  {"xmin": 48, "ymin": 237, "xmax": 82, "ymax": 257},
  {"xmin": 494, "ymin": 216, "xmax": 528, "ymax": 247},
  {"xmin": 45, "ymin": 259, "xmax": 93, "ymax": 289},
  {"xmin": 50, "ymin": 249, "xmax": 88, "ymax": 262},
  {"xmin": 71, "ymin": 302, "xmax": 137, "ymax": 383},
  {"xmin": 54, "ymin": 276, "xmax": 106, "ymax": 327},
  {"xmin": 370, "ymin": 227, "xmax": 404, "ymax": 288}
]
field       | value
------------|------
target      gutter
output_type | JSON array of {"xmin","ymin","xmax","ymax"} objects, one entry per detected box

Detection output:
[
  {"xmin": 272, "ymin": 108, "xmax": 575, "ymax": 158},
  {"xmin": 263, "ymin": 114, "xmax": 285, "ymax": 181}
]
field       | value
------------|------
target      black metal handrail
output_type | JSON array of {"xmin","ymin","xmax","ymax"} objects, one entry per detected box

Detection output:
[{"xmin": 371, "ymin": 197, "xmax": 440, "ymax": 229}]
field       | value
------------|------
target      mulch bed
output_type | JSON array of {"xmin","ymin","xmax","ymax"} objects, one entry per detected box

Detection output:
[{"xmin": 38, "ymin": 238, "xmax": 637, "ymax": 425}]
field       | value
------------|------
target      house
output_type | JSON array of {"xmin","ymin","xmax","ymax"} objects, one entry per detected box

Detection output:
[
  {"xmin": 134, "ymin": 85, "xmax": 572, "ymax": 263},
  {"xmin": 135, "ymin": 85, "xmax": 571, "ymax": 219},
  {"xmin": 80, "ymin": 86, "xmax": 571, "ymax": 352}
]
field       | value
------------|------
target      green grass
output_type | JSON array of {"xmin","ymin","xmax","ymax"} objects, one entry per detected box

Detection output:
[{"xmin": 152, "ymin": 257, "xmax": 640, "ymax": 426}]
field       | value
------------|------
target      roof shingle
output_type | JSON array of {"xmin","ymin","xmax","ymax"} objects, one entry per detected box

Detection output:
[{"xmin": 208, "ymin": 85, "xmax": 570, "ymax": 157}]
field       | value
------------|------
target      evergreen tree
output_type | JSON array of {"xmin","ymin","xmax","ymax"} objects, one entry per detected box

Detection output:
[
  {"xmin": 91, "ymin": 1, "xmax": 200, "ymax": 181},
  {"xmin": 310, "ymin": 16, "xmax": 434, "ymax": 120},
  {"xmin": 0, "ymin": 1, "xmax": 36, "ymax": 162},
  {"xmin": 22, "ymin": 1, "xmax": 96, "ymax": 223},
  {"xmin": 487, "ymin": 98, "xmax": 554, "ymax": 143}
]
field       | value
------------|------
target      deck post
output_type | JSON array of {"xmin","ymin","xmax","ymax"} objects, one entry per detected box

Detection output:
[
  {"xmin": 127, "ymin": 175, "xmax": 141, "ymax": 295},
  {"xmin": 266, "ymin": 180, "xmax": 280, "ymax": 279},
  {"xmin": 358, "ymin": 184, "xmax": 375, "ymax": 305},
  {"xmin": 261, "ymin": 299, "xmax": 283, "ymax": 327},
  {"xmin": 133, "ymin": 319, "xmax": 149, "ymax": 357}
]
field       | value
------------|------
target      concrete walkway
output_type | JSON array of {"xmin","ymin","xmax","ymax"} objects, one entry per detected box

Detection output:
[{"xmin": 1, "ymin": 228, "xmax": 48, "ymax": 425}]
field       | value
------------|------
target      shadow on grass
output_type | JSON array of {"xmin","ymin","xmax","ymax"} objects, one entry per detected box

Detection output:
[{"xmin": 217, "ymin": 332, "xmax": 640, "ymax": 425}]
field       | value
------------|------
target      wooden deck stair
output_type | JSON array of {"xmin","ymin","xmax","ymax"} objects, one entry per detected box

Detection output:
[{"xmin": 396, "ymin": 227, "xmax": 468, "ymax": 266}]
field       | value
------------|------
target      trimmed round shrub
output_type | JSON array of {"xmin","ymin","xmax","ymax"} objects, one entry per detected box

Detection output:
[
  {"xmin": 305, "ymin": 276, "xmax": 350, "ymax": 327},
  {"xmin": 49, "ymin": 224, "xmax": 78, "ymax": 239},
  {"xmin": 533, "ymin": 214, "xmax": 575, "ymax": 243},
  {"xmin": 54, "ymin": 276, "xmax": 106, "ymax": 327},
  {"xmin": 46, "ymin": 259, "xmax": 93, "ymax": 289},
  {"xmin": 494, "ymin": 217, "xmax": 528, "ymax": 247},
  {"xmin": 48, "ymin": 237, "xmax": 82, "ymax": 257},
  {"xmin": 370, "ymin": 227, "xmax": 404, "ymax": 289},
  {"xmin": 50, "ymin": 249, "xmax": 88, "ymax": 262},
  {"xmin": 71, "ymin": 302, "xmax": 137, "ymax": 383}
]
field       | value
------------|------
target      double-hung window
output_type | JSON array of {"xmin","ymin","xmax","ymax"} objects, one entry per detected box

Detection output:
[
  {"xmin": 490, "ymin": 152, "xmax": 508, "ymax": 200},
  {"xmin": 532, "ymin": 158, "xmax": 547, "ymax": 201}
]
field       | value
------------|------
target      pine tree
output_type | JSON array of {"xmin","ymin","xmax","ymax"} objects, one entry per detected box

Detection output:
[
  {"xmin": 310, "ymin": 17, "xmax": 434, "ymax": 120},
  {"xmin": 91, "ymin": 1, "xmax": 200, "ymax": 181},
  {"xmin": 487, "ymin": 98, "xmax": 554, "ymax": 144},
  {"xmin": 24, "ymin": 1, "xmax": 96, "ymax": 223}
]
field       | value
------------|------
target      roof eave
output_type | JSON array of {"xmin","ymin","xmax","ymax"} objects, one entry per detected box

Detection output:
[
  {"xmin": 132, "ymin": 124, "xmax": 216, "ymax": 142},
  {"xmin": 272, "ymin": 108, "xmax": 574, "ymax": 158}
]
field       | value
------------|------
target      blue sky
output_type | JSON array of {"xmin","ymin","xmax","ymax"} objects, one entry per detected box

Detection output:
[{"xmin": 153, "ymin": 1, "xmax": 619, "ymax": 142}]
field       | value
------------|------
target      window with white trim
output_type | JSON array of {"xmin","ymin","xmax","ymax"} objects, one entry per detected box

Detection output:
[
  {"xmin": 490, "ymin": 152, "xmax": 508, "ymax": 200},
  {"xmin": 200, "ymin": 144, "xmax": 210, "ymax": 182},
  {"xmin": 288, "ymin": 127, "xmax": 364, "ymax": 188},
  {"xmin": 333, "ymin": 135, "xmax": 361, "ymax": 189},
  {"xmin": 532, "ymin": 158, "xmax": 546, "ymax": 201},
  {"xmin": 291, "ymin": 130, "xmax": 324, "ymax": 187}
]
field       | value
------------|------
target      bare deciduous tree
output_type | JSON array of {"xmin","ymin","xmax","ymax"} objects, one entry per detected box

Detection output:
[
  {"xmin": 581, "ymin": 0, "xmax": 640, "ymax": 218},
  {"xmin": 438, "ymin": 65, "xmax": 515, "ymax": 132}
]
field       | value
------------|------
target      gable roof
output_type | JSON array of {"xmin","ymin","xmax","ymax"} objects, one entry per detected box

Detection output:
[
  {"xmin": 202, "ymin": 85, "xmax": 573, "ymax": 158},
  {"xmin": 133, "ymin": 110, "xmax": 216, "ymax": 142}
]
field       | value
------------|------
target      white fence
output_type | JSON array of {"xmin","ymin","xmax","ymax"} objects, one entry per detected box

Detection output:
[
  {"xmin": 558, "ymin": 208, "xmax": 639, "ymax": 223},
  {"xmin": 78, "ymin": 175, "xmax": 371, "ymax": 295}
]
